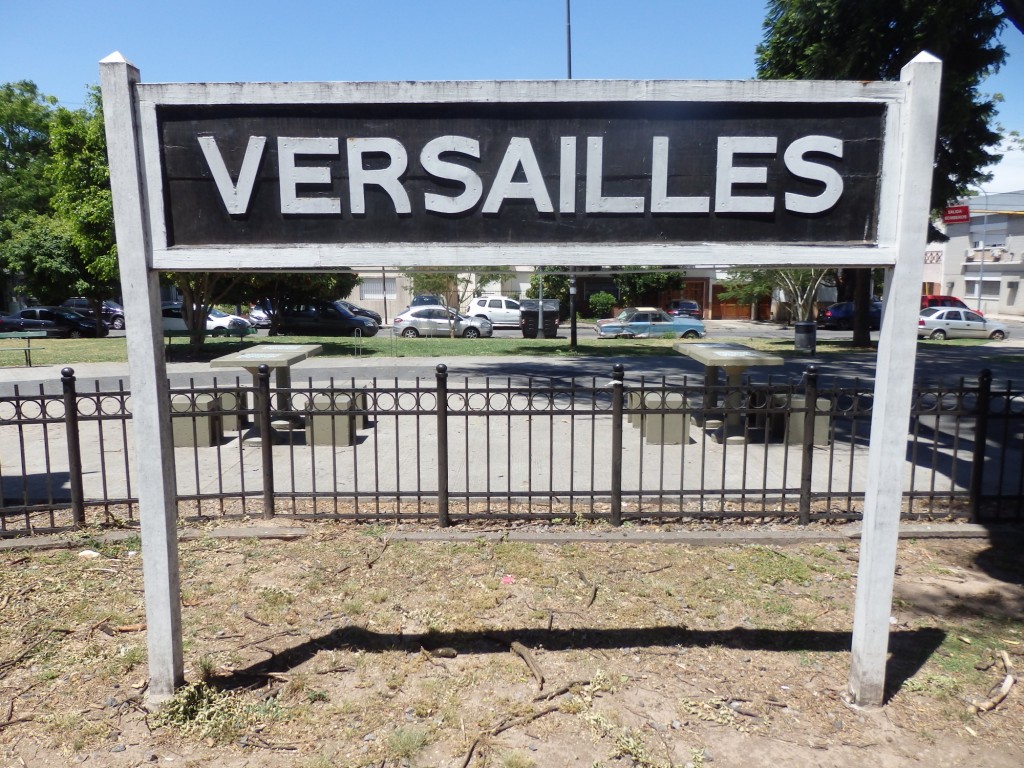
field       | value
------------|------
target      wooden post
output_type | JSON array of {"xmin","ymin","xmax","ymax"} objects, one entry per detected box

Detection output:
[
  {"xmin": 100, "ymin": 53, "xmax": 184, "ymax": 702},
  {"xmin": 846, "ymin": 52, "xmax": 942, "ymax": 708}
]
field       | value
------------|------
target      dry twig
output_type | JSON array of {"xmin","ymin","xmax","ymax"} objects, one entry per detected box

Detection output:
[{"xmin": 510, "ymin": 641, "xmax": 545, "ymax": 691}]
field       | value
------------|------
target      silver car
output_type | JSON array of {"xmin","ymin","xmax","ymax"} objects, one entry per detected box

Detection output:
[
  {"xmin": 917, "ymin": 307, "xmax": 1008, "ymax": 340},
  {"xmin": 393, "ymin": 307, "xmax": 493, "ymax": 338}
]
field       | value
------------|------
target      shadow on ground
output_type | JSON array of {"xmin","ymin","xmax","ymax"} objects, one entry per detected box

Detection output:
[{"xmin": 215, "ymin": 624, "xmax": 945, "ymax": 704}]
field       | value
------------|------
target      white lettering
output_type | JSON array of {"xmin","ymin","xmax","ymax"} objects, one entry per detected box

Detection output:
[
  {"xmin": 784, "ymin": 135, "xmax": 844, "ymax": 214},
  {"xmin": 198, "ymin": 135, "xmax": 266, "ymax": 216},
  {"xmin": 421, "ymin": 136, "xmax": 483, "ymax": 215},
  {"xmin": 586, "ymin": 137, "xmax": 644, "ymax": 214},
  {"xmin": 560, "ymin": 137, "xmax": 577, "ymax": 213},
  {"xmin": 650, "ymin": 137, "xmax": 709, "ymax": 214},
  {"xmin": 278, "ymin": 137, "xmax": 341, "ymax": 215},
  {"xmin": 715, "ymin": 136, "xmax": 777, "ymax": 214},
  {"xmin": 482, "ymin": 137, "xmax": 553, "ymax": 214},
  {"xmin": 347, "ymin": 137, "xmax": 411, "ymax": 215}
]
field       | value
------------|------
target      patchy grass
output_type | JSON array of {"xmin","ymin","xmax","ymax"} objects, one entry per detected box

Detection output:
[{"xmin": 1, "ymin": 527, "xmax": 1023, "ymax": 767}]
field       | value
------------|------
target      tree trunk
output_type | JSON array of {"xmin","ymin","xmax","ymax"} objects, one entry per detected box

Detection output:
[{"xmin": 851, "ymin": 268, "xmax": 872, "ymax": 347}]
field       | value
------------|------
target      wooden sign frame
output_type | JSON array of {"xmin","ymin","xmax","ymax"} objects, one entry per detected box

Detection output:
[{"xmin": 99, "ymin": 52, "xmax": 942, "ymax": 708}]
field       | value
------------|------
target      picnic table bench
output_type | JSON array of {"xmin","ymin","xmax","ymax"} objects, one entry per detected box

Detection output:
[
  {"xmin": 0, "ymin": 330, "xmax": 48, "ymax": 367},
  {"xmin": 163, "ymin": 326, "xmax": 256, "ymax": 345}
]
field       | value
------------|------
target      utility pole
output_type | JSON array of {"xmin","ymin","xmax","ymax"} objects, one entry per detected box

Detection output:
[{"xmin": 566, "ymin": 0, "xmax": 578, "ymax": 349}]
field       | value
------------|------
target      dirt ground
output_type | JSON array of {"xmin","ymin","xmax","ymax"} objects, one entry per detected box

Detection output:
[{"xmin": 1, "ymin": 520, "xmax": 1023, "ymax": 767}]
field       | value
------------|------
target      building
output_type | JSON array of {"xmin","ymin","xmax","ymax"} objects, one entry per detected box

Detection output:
[{"xmin": 940, "ymin": 190, "xmax": 1024, "ymax": 317}]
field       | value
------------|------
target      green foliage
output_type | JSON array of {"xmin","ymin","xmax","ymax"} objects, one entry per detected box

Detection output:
[
  {"xmin": 0, "ymin": 80, "xmax": 56, "ymax": 228},
  {"xmin": 612, "ymin": 267, "xmax": 684, "ymax": 306},
  {"xmin": 525, "ymin": 267, "xmax": 569, "ymax": 308},
  {"xmin": 46, "ymin": 88, "xmax": 118, "ymax": 290},
  {"xmin": 588, "ymin": 291, "xmax": 618, "ymax": 318},
  {"xmin": 757, "ymin": 0, "xmax": 1007, "ymax": 208},
  {"xmin": 720, "ymin": 268, "xmax": 833, "ymax": 322},
  {"xmin": 401, "ymin": 267, "xmax": 514, "ymax": 311},
  {"xmin": 154, "ymin": 682, "xmax": 258, "ymax": 743}
]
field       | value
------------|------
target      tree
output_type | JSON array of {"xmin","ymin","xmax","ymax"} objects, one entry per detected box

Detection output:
[
  {"xmin": 401, "ymin": 267, "xmax": 513, "ymax": 336},
  {"xmin": 243, "ymin": 272, "xmax": 361, "ymax": 337},
  {"xmin": 720, "ymin": 268, "xmax": 834, "ymax": 323},
  {"xmin": 0, "ymin": 81, "xmax": 57, "ymax": 304},
  {"xmin": 757, "ymin": 0, "xmax": 1008, "ymax": 344},
  {"xmin": 45, "ymin": 89, "xmax": 119, "ymax": 331},
  {"xmin": 525, "ymin": 267, "xmax": 570, "ymax": 316},
  {"xmin": 612, "ymin": 267, "xmax": 685, "ymax": 306}
]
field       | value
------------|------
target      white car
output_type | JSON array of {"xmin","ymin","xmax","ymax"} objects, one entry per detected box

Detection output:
[
  {"xmin": 161, "ymin": 303, "xmax": 254, "ymax": 336},
  {"xmin": 466, "ymin": 296, "xmax": 522, "ymax": 327},
  {"xmin": 917, "ymin": 307, "xmax": 1007, "ymax": 340}
]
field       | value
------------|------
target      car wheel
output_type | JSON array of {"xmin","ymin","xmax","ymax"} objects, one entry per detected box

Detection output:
[
  {"xmin": 401, "ymin": 327, "xmax": 420, "ymax": 338},
  {"xmin": 930, "ymin": 329, "xmax": 947, "ymax": 340},
  {"xmin": 112, "ymin": 317, "xmax": 125, "ymax": 330},
  {"xmin": 681, "ymin": 330, "xmax": 700, "ymax": 339},
  {"xmin": 69, "ymin": 329, "xmax": 82, "ymax": 339},
  {"xmin": 462, "ymin": 327, "xmax": 481, "ymax": 338},
  {"xmin": 211, "ymin": 327, "xmax": 225, "ymax": 337},
  {"xmin": 989, "ymin": 330, "xmax": 1006, "ymax": 340}
]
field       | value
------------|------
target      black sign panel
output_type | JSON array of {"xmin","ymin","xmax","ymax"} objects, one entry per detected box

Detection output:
[{"xmin": 158, "ymin": 101, "xmax": 884, "ymax": 247}]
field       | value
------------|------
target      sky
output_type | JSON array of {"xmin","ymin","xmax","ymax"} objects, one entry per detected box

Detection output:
[{"xmin": 3, "ymin": 0, "xmax": 1023, "ymax": 194}]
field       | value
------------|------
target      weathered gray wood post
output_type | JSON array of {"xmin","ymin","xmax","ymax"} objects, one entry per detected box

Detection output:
[
  {"xmin": 846, "ymin": 52, "xmax": 942, "ymax": 708},
  {"xmin": 99, "ymin": 53, "xmax": 184, "ymax": 702}
]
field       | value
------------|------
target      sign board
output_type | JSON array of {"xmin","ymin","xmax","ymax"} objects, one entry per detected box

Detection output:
[
  {"xmin": 132, "ymin": 79, "xmax": 909, "ymax": 270},
  {"xmin": 942, "ymin": 204, "xmax": 970, "ymax": 223},
  {"xmin": 100, "ymin": 53, "xmax": 942, "ymax": 709}
]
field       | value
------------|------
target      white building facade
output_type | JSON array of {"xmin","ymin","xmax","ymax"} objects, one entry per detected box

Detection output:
[{"xmin": 940, "ymin": 190, "xmax": 1024, "ymax": 317}]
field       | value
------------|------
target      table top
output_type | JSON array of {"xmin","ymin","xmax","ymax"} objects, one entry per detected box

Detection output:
[
  {"xmin": 674, "ymin": 342, "xmax": 784, "ymax": 368},
  {"xmin": 209, "ymin": 343, "xmax": 322, "ymax": 370}
]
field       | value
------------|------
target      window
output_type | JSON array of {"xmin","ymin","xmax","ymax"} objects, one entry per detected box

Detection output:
[
  {"xmin": 488, "ymin": 299, "xmax": 502, "ymax": 308},
  {"xmin": 360, "ymin": 277, "xmax": 397, "ymax": 300},
  {"xmin": 965, "ymin": 280, "xmax": 1000, "ymax": 298},
  {"xmin": 506, "ymin": 300, "xmax": 520, "ymax": 310}
]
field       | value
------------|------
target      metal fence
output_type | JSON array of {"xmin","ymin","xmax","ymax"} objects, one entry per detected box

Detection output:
[{"xmin": 1, "ymin": 364, "xmax": 1021, "ymax": 536}]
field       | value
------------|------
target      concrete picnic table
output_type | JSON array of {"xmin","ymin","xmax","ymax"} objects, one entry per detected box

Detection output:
[
  {"xmin": 209, "ymin": 343, "xmax": 322, "ymax": 414},
  {"xmin": 673, "ymin": 341, "xmax": 785, "ymax": 442}
]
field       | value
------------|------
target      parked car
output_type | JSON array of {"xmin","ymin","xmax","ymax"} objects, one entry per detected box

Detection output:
[
  {"xmin": 665, "ymin": 299, "xmax": 702, "ymax": 319},
  {"xmin": 335, "ymin": 299, "xmax": 382, "ymax": 325},
  {"xmin": 247, "ymin": 304, "xmax": 272, "ymax": 328},
  {"xmin": 408, "ymin": 295, "xmax": 447, "ymax": 309},
  {"xmin": 61, "ymin": 297, "xmax": 126, "ymax": 330},
  {"xmin": 817, "ymin": 300, "xmax": 883, "ymax": 331},
  {"xmin": 917, "ymin": 307, "xmax": 1007, "ymax": 340},
  {"xmin": 920, "ymin": 294, "xmax": 975, "ymax": 313},
  {"xmin": 595, "ymin": 307, "xmax": 706, "ymax": 339},
  {"xmin": 161, "ymin": 302, "xmax": 255, "ymax": 336},
  {"xmin": 392, "ymin": 307, "xmax": 493, "ymax": 338},
  {"xmin": 0, "ymin": 306, "xmax": 109, "ymax": 338},
  {"xmin": 466, "ymin": 296, "xmax": 522, "ymax": 327},
  {"xmin": 276, "ymin": 300, "xmax": 379, "ymax": 337}
]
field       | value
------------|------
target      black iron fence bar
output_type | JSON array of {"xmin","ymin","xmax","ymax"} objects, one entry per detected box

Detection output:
[
  {"xmin": 256, "ymin": 364, "xmax": 274, "ymax": 518},
  {"xmin": 969, "ymin": 369, "xmax": 992, "ymax": 521},
  {"xmin": 610, "ymin": 364, "xmax": 624, "ymax": 526},
  {"xmin": 61, "ymin": 368, "xmax": 86, "ymax": 526},
  {"xmin": 436, "ymin": 364, "xmax": 450, "ymax": 527},
  {"xmin": 799, "ymin": 366, "xmax": 818, "ymax": 525}
]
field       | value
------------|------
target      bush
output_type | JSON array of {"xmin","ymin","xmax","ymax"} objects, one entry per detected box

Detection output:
[{"xmin": 588, "ymin": 292, "xmax": 617, "ymax": 318}]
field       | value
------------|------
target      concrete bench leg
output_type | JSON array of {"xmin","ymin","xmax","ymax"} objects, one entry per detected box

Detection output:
[
  {"xmin": 642, "ymin": 392, "xmax": 690, "ymax": 445},
  {"xmin": 216, "ymin": 389, "xmax": 246, "ymax": 431},
  {"xmin": 307, "ymin": 393, "xmax": 355, "ymax": 446},
  {"xmin": 170, "ymin": 393, "xmax": 223, "ymax": 447},
  {"xmin": 774, "ymin": 395, "xmax": 831, "ymax": 446}
]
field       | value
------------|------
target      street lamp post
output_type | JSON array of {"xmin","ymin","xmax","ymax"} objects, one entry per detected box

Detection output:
[{"xmin": 975, "ymin": 187, "xmax": 988, "ymax": 312}]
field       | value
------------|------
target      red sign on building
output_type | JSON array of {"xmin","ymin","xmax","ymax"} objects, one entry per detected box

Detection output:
[{"xmin": 942, "ymin": 204, "xmax": 970, "ymax": 223}]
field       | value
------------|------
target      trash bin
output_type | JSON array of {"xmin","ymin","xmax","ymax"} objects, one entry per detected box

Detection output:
[
  {"xmin": 520, "ymin": 299, "xmax": 560, "ymax": 339},
  {"xmin": 794, "ymin": 321, "xmax": 817, "ymax": 354}
]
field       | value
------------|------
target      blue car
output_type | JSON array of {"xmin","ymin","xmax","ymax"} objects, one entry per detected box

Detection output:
[
  {"xmin": 595, "ymin": 306, "xmax": 706, "ymax": 339},
  {"xmin": 818, "ymin": 301, "xmax": 883, "ymax": 331}
]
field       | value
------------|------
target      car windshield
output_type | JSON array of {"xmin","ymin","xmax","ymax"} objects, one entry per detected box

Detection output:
[
  {"xmin": 208, "ymin": 308, "xmax": 229, "ymax": 318},
  {"xmin": 919, "ymin": 307, "xmax": 941, "ymax": 318}
]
